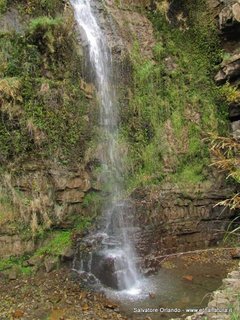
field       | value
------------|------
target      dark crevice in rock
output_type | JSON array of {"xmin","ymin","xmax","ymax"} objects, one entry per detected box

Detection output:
[{"xmin": 229, "ymin": 114, "xmax": 240, "ymax": 122}]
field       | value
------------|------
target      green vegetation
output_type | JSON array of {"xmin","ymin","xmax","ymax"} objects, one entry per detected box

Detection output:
[
  {"xmin": 0, "ymin": 5, "xmax": 95, "ymax": 164},
  {"xmin": 229, "ymin": 294, "xmax": 240, "ymax": 320},
  {"xmin": 16, "ymin": 0, "xmax": 64, "ymax": 17},
  {"xmin": 0, "ymin": 256, "xmax": 32, "ymax": 275},
  {"xmin": 220, "ymin": 82, "xmax": 240, "ymax": 104},
  {"xmin": 35, "ymin": 230, "xmax": 71, "ymax": 257},
  {"xmin": 82, "ymin": 191, "xmax": 104, "ymax": 214},
  {"xmin": 72, "ymin": 215, "xmax": 93, "ymax": 232},
  {"xmin": 121, "ymin": 0, "xmax": 228, "ymax": 191}
]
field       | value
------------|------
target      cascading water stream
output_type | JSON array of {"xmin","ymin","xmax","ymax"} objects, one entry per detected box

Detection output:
[{"xmin": 70, "ymin": 0, "xmax": 140, "ymax": 292}]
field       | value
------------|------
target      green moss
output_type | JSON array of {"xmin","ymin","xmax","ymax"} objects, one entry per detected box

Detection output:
[
  {"xmin": 28, "ymin": 16, "xmax": 64, "ymax": 55},
  {"xmin": 121, "ymin": 1, "xmax": 228, "ymax": 191},
  {"xmin": 171, "ymin": 163, "xmax": 206, "ymax": 185},
  {"xmin": 73, "ymin": 216, "xmax": 93, "ymax": 232},
  {"xmin": 35, "ymin": 231, "xmax": 71, "ymax": 257},
  {"xmin": 82, "ymin": 192, "xmax": 104, "ymax": 215},
  {"xmin": 0, "ymin": 256, "xmax": 32, "ymax": 275}
]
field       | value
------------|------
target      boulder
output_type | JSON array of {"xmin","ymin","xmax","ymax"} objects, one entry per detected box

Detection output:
[
  {"xmin": 215, "ymin": 53, "xmax": 240, "ymax": 84},
  {"xmin": 219, "ymin": 2, "xmax": 240, "ymax": 30},
  {"xmin": 8, "ymin": 266, "xmax": 20, "ymax": 280},
  {"xmin": 232, "ymin": 2, "xmax": 240, "ymax": 22},
  {"xmin": 207, "ymin": 0, "xmax": 221, "ymax": 10},
  {"xmin": 91, "ymin": 251, "xmax": 119, "ymax": 289},
  {"xmin": 44, "ymin": 256, "xmax": 59, "ymax": 273}
]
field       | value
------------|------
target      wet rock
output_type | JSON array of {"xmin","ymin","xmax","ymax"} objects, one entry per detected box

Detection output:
[
  {"xmin": 91, "ymin": 252, "xmax": 119, "ymax": 289},
  {"xmin": 104, "ymin": 0, "xmax": 155, "ymax": 59},
  {"xmin": 44, "ymin": 256, "xmax": 59, "ymax": 273}
]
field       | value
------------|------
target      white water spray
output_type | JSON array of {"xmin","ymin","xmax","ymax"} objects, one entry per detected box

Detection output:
[{"xmin": 70, "ymin": 0, "xmax": 140, "ymax": 291}]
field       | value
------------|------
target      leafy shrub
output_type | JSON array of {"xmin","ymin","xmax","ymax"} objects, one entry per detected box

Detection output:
[
  {"xmin": 28, "ymin": 16, "xmax": 65, "ymax": 54},
  {"xmin": 220, "ymin": 83, "xmax": 240, "ymax": 104}
]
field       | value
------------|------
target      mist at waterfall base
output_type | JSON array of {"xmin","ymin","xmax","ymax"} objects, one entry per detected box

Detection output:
[{"xmin": 70, "ymin": 0, "xmax": 141, "ymax": 294}]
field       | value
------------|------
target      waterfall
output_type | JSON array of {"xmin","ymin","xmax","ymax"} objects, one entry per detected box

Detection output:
[{"xmin": 70, "ymin": 0, "xmax": 140, "ymax": 291}]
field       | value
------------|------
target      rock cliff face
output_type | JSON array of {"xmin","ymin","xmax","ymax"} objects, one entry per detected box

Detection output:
[
  {"xmin": 0, "ymin": 2, "xmax": 96, "ymax": 257},
  {"xmin": 214, "ymin": 0, "xmax": 240, "ymax": 137},
  {"xmin": 129, "ymin": 0, "xmax": 240, "ymax": 270},
  {"xmin": 0, "ymin": 0, "xmax": 239, "ymax": 263},
  {"xmin": 133, "ymin": 184, "xmax": 235, "ymax": 272}
]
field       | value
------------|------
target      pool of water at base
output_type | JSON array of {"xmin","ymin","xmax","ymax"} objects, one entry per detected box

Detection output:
[{"xmin": 103, "ymin": 255, "xmax": 236, "ymax": 320}]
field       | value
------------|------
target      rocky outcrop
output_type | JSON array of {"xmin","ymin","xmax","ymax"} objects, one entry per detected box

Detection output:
[
  {"xmin": 213, "ymin": 1, "xmax": 240, "ymax": 139},
  {"xmin": 132, "ymin": 184, "xmax": 237, "ymax": 273},
  {"xmin": 219, "ymin": 1, "xmax": 240, "ymax": 37},
  {"xmin": 0, "ymin": 8, "xmax": 26, "ymax": 33},
  {"xmin": 0, "ymin": 161, "xmax": 94, "ymax": 257},
  {"xmin": 0, "ymin": 235, "xmax": 34, "ymax": 258},
  {"xmin": 215, "ymin": 53, "xmax": 240, "ymax": 84},
  {"xmin": 104, "ymin": 0, "xmax": 155, "ymax": 59}
]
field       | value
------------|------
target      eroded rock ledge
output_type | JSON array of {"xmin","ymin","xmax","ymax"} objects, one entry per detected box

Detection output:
[{"xmin": 132, "ymin": 184, "xmax": 236, "ymax": 273}]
